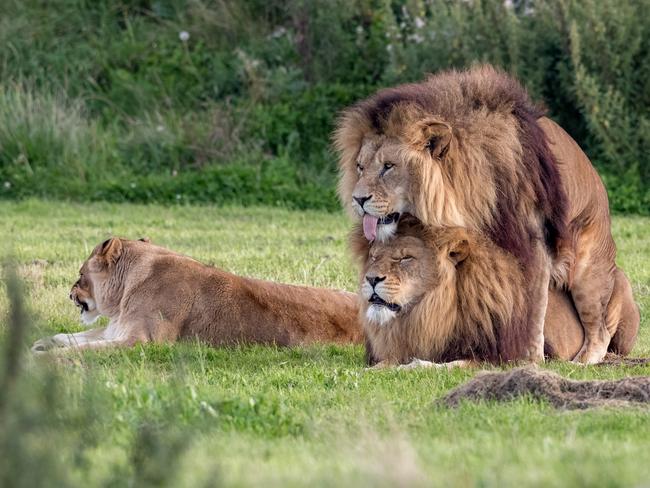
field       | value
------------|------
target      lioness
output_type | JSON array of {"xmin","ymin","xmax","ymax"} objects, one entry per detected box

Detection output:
[
  {"xmin": 335, "ymin": 65, "xmax": 637, "ymax": 363},
  {"xmin": 32, "ymin": 238, "xmax": 363, "ymax": 353},
  {"xmin": 356, "ymin": 217, "xmax": 638, "ymax": 368}
]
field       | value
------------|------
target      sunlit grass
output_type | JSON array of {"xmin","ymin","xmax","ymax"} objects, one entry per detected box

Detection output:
[{"xmin": 1, "ymin": 200, "xmax": 649, "ymax": 487}]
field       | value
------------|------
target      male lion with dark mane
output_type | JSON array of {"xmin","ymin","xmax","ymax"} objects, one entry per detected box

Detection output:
[
  {"xmin": 32, "ymin": 237, "xmax": 362, "ymax": 353},
  {"xmin": 335, "ymin": 64, "xmax": 635, "ymax": 364},
  {"xmin": 356, "ymin": 217, "xmax": 638, "ymax": 368}
]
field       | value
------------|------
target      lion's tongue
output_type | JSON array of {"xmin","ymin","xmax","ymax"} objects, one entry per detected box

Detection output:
[{"xmin": 363, "ymin": 214, "xmax": 379, "ymax": 241}]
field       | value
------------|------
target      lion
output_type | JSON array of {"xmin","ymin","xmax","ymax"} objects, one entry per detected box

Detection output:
[
  {"xmin": 356, "ymin": 217, "xmax": 639, "ymax": 368},
  {"xmin": 31, "ymin": 237, "xmax": 363, "ymax": 353},
  {"xmin": 335, "ymin": 64, "xmax": 634, "ymax": 363}
]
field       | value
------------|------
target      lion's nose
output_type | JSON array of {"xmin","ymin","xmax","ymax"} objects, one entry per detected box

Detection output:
[
  {"xmin": 354, "ymin": 195, "xmax": 372, "ymax": 209},
  {"xmin": 366, "ymin": 275, "xmax": 386, "ymax": 287}
]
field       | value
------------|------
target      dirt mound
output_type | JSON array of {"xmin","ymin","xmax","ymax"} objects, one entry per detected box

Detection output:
[
  {"xmin": 598, "ymin": 354, "xmax": 650, "ymax": 367},
  {"xmin": 442, "ymin": 366, "xmax": 650, "ymax": 409}
]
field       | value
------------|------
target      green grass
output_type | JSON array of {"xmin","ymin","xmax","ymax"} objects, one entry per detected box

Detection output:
[{"xmin": 1, "ymin": 200, "xmax": 649, "ymax": 487}]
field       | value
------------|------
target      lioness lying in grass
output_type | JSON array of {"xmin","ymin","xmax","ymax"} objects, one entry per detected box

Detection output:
[{"xmin": 32, "ymin": 238, "xmax": 362, "ymax": 353}]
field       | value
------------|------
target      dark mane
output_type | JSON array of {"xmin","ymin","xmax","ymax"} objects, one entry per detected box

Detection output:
[{"xmin": 355, "ymin": 65, "xmax": 568, "ymax": 264}]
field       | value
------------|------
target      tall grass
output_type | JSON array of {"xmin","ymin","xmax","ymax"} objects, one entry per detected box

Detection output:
[
  {"xmin": 0, "ymin": 85, "xmax": 118, "ymax": 198},
  {"xmin": 0, "ymin": 0, "xmax": 647, "ymax": 212}
]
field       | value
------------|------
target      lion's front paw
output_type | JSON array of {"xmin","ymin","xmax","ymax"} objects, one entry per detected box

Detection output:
[
  {"xmin": 398, "ymin": 358, "xmax": 439, "ymax": 370},
  {"xmin": 365, "ymin": 360, "xmax": 389, "ymax": 370}
]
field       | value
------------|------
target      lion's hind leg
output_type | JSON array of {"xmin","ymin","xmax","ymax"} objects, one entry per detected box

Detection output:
[{"xmin": 607, "ymin": 268, "xmax": 640, "ymax": 356}]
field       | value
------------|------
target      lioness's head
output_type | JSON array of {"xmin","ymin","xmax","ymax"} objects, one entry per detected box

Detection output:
[
  {"xmin": 70, "ymin": 237, "xmax": 150, "ymax": 324},
  {"xmin": 360, "ymin": 218, "xmax": 469, "ymax": 326}
]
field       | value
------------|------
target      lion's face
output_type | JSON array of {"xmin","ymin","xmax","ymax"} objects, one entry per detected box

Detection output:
[
  {"xmin": 70, "ymin": 259, "xmax": 102, "ymax": 325},
  {"xmin": 360, "ymin": 222, "xmax": 471, "ymax": 327},
  {"xmin": 361, "ymin": 235, "xmax": 439, "ymax": 326},
  {"xmin": 69, "ymin": 237, "xmax": 148, "ymax": 325},
  {"xmin": 352, "ymin": 137, "xmax": 415, "ymax": 242},
  {"xmin": 338, "ymin": 108, "xmax": 461, "ymax": 244}
]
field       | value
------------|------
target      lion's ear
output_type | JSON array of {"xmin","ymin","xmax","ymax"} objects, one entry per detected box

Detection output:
[
  {"xmin": 448, "ymin": 238, "xmax": 470, "ymax": 266},
  {"xmin": 99, "ymin": 238, "xmax": 123, "ymax": 266},
  {"xmin": 138, "ymin": 237, "xmax": 151, "ymax": 243},
  {"xmin": 410, "ymin": 118, "xmax": 453, "ymax": 159}
]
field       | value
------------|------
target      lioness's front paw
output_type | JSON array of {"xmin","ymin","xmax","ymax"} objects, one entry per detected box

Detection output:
[
  {"xmin": 31, "ymin": 337, "xmax": 58, "ymax": 353},
  {"xmin": 31, "ymin": 335, "xmax": 69, "ymax": 353}
]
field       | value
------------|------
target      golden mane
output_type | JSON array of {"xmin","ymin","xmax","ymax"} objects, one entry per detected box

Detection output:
[
  {"xmin": 361, "ymin": 220, "xmax": 530, "ymax": 365},
  {"xmin": 335, "ymin": 64, "xmax": 567, "ymax": 267}
]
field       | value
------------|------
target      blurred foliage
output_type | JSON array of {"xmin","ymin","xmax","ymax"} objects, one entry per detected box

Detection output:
[{"xmin": 0, "ymin": 0, "xmax": 647, "ymax": 212}]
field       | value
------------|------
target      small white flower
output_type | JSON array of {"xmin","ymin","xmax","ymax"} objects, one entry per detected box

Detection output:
[
  {"xmin": 175, "ymin": 194, "xmax": 182, "ymax": 200},
  {"xmin": 130, "ymin": 182, "xmax": 136, "ymax": 189},
  {"xmin": 407, "ymin": 33, "xmax": 424, "ymax": 44},
  {"xmin": 414, "ymin": 17, "xmax": 425, "ymax": 29},
  {"xmin": 156, "ymin": 125, "xmax": 164, "ymax": 132},
  {"xmin": 270, "ymin": 27, "xmax": 286, "ymax": 39},
  {"xmin": 200, "ymin": 401, "xmax": 217, "ymax": 417},
  {"xmin": 386, "ymin": 44, "xmax": 393, "ymax": 52},
  {"xmin": 172, "ymin": 170, "xmax": 178, "ymax": 177},
  {"xmin": 3, "ymin": 181, "xmax": 10, "ymax": 189},
  {"xmin": 356, "ymin": 25, "xmax": 364, "ymax": 34},
  {"xmin": 179, "ymin": 31, "xmax": 190, "ymax": 42}
]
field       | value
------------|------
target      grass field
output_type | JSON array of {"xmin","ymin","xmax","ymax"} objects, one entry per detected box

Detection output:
[{"xmin": 1, "ymin": 200, "xmax": 649, "ymax": 487}]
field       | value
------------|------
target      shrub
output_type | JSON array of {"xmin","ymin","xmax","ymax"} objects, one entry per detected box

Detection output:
[{"xmin": 0, "ymin": 0, "xmax": 647, "ymax": 213}]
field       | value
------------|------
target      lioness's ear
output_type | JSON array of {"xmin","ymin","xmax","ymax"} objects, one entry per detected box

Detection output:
[
  {"xmin": 410, "ymin": 118, "xmax": 453, "ymax": 159},
  {"xmin": 138, "ymin": 237, "xmax": 151, "ymax": 243},
  {"xmin": 448, "ymin": 238, "xmax": 470, "ymax": 265},
  {"xmin": 99, "ymin": 238, "xmax": 123, "ymax": 265}
]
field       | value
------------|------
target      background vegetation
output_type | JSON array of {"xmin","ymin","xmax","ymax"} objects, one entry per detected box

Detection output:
[
  {"xmin": 1, "ymin": 0, "xmax": 648, "ymax": 212},
  {"xmin": 1, "ymin": 201, "xmax": 649, "ymax": 486}
]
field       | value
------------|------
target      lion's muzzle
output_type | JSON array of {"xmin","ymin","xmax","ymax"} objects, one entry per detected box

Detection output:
[{"xmin": 363, "ymin": 276, "xmax": 402, "ymax": 313}]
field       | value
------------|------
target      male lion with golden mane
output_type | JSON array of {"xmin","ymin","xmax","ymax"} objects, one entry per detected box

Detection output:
[
  {"xmin": 356, "ymin": 217, "xmax": 638, "ymax": 368},
  {"xmin": 32, "ymin": 237, "xmax": 363, "ymax": 353},
  {"xmin": 335, "ymin": 64, "xmax": 634, "ymax": 363}
]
